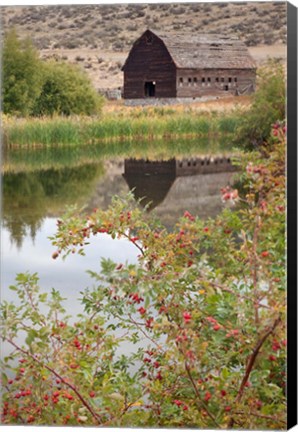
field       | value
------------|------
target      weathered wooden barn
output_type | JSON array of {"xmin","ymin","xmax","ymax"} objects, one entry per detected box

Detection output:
[{"xmin": 122, "ymin": 29, "xmax": 256, "ymax": 100}]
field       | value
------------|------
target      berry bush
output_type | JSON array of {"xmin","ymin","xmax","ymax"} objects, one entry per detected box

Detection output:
[{"xmin": 1, "ymin": 124, "xmax": 286, "ymax": 428}]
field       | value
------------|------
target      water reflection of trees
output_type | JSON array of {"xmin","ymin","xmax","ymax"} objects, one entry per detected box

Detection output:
[{"xmin": 2, "ymin": 163, "xmax": 104, "ymax": 248}]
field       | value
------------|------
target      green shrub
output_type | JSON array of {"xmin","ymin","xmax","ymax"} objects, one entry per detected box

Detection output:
[
  {"xmin": 32, "ymin": 61, "xmax": 104, "ymax": 116},
  {"xmin": 233, "ymin": 60, "xmax": 285, "ymax": 149},
  {"xmin": 2, "ymin": 29, "xmax": 44, "ymax": 116},
  {"xmin": 2, "ymin": 29, "xmax": 104, "ymax": 117}
]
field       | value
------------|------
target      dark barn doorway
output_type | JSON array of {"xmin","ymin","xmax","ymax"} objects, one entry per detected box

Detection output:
[{"xmin": 144, "ymin": 81, "xmax": 156, "ymax": 97}]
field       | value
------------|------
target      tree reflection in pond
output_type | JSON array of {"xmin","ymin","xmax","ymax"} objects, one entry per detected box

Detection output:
[{"xmin": 2, "ymin": 163, "xmax": 104, "ymax": 248}]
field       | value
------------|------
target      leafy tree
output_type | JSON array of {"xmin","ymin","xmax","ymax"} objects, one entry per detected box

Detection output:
[
  {"xmin": 233, "ymin": 60, "xmax": 285, "ymax": 149},
  {"xmin": 32, "ymin": 60, "xmax": 104, "ymax": 116},
  {"xmin": 2, "ymin": 29, "xmax": 44, "ymax": 116}
]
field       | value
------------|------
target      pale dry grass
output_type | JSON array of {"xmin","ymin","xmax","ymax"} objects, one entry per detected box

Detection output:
[{"xmin": 104, "ymin": 95, "xmax": 252, "ymax": 115}]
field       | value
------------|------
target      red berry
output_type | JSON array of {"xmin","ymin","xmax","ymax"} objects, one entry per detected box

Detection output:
[
  {"xmin": 156, "ymin": 371, "xmax": 163, "ymax": 381},
  {"xmin": 138, "ymin": 307, "xmax": 146, "ymax": 315},
  {"xmin": 184, "ymin": 211, "xmax": 195, "ymax": 221},
  {"xmin": 206, "ymin": 316, "xmax": 217, "ymax": 324},
  {"xmin": 89, "ymin": 391, "xmax": 96, "ymax": 398},
  {"xmin": 213, "ymin": 324, "xmax": 221, "ymax": 331},
  {"xmin": 225, "ymin": 406, "xmax": 232, "ymax": 412},
  {"xmin": 269, "ymin": 355, "xmax": 277, "ymax": 362},
  {"xmin": 221, "ymin": 390, "xmax": 227, "ymax": 397},
  {"xmin": 98, "ymin": 228, "xmax": 108, "ymax": 233},
  {"xmin": 183, "ymin": 311, "xmax": 192, "ymax": 324},
  {"xmin": 204, "ymin": 391, "xmax": 212, "ymax": 402},
  {"xmin": 256, "ymin": 400, "xmax": 262, "ymax": 408},
  {"xmin": 27, "ymin": 415, "xmax": 35, "ymax": 423},
  {"xmin": 145, "ymin": 317, "xmax": 154, "ymax": 328},
  {"xmin": 130, "ymin": 236, "xmax": 139, "ymax": 243},
  {"xmin": 261, "ymin": 251, "xmax": 269, "ymax": 257}
]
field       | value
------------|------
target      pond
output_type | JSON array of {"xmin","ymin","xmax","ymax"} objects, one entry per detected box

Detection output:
[{"xmin": 1, "ymin": 138, "xmax": 238, "ymax": 313}]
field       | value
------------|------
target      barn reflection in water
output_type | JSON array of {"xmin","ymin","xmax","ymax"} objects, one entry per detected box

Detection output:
[{"xmin": 123, "ymin": 156, "xmax": 238, "ymax": 218}]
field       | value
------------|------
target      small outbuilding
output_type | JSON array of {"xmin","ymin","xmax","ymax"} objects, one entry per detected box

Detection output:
[{"xmin": 122, "ymin": 29, "xmax": 256, "ymax": 100}]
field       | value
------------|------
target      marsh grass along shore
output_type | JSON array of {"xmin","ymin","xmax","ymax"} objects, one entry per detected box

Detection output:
[{"xmin": 2, "ymin": 107, "xmax": 241, "ymax": 148}]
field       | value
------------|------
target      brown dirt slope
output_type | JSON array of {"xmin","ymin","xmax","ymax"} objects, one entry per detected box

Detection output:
[{"xmin": 1, "ymin": 3, "xmax": 286, "ymax": 92}]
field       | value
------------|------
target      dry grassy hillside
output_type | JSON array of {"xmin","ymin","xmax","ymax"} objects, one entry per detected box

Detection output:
[{"xmin": 1, "ymin": 2, "xmax": 286, "ymax": 92}]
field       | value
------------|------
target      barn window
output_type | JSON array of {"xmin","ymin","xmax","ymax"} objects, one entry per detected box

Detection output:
[
  {"xmin": 144, "ymin": 81, "xmax": 156, "ymax": 97},
  {"xmin": 215, "ymin": 77, "xmax": 219, "ymax": 82},
  {"xmin": 201, "ymin": 77, "xmax": 205, "ymax": 86},
  {"xmin": 194, "ymin": 77, "xmax": 197, "ymax": 83},
  {"xmin": 234, "ymin": 77, "xmax": 238, "ymax": 82},
  {"xmin": 207, "ymin": 77, "xmax": 211, "ymax": 82},
  {"xmin": 188, "ymin": 77, "xmax": 192, "ymax": 84},
  {"xmin": 221, "ymin": 77, "xmax": 225, "ymax": 82},
  {"xmin": 179, "ymin": 77, "xmax": 183, "ymax": 84},
  {"xmin": 224, "ymin": 85, "xmax": 229, "ymax": 91},
  {"xmin": 228, "ymin": 77, "xmax": 232, "ymax": 83}
]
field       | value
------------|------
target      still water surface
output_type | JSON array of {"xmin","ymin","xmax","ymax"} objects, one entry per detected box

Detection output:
[{"xmin": 2, "ymin": 140, "xmax": 237, "ymax": 314}]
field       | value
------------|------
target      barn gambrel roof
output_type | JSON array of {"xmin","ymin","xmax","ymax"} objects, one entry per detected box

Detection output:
[{"xmin": 125, "ymin": 29, "xmax": 256, "ymax": 70}]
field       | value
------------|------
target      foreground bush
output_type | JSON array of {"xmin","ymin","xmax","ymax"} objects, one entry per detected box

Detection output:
[{"xmin": 1, "ymin": 125, "xmax": 286, "ymax": 428}]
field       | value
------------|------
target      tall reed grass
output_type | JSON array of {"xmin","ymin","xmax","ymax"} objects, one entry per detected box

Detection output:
[{"xmin": 3, "ymin": 109, "xmax": 240, "ymax": 148}]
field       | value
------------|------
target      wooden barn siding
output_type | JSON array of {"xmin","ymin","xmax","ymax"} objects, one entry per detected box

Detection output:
[
  {"xmin": 176, "ymin": 69, "xmax": 256, "ymax": 97},
  {"xmin": 123, "ymin": 35, "xmax": 176, "ymax": 99}
]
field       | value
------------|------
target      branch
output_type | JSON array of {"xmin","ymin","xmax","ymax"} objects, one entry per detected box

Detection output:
[
  {"xmin": 127, "ymin": 313, "xmax": 164, "ymax": 351},
  {"xmin": 5, "ymin": 337, "xmax": 103, "ymax": 425},
  {"xmin": 228, "ymin": 315, "xmax": 282, "ymax": 428},
  {"xmin": 118, "ymin": 230, "xmax": 145, "ymax": 257},
  {"xmin": 202, "ymin": 278, "xmax": 271, "ymax": 310},
  {"xmin": 234, "ymin": 410, "xmax": 286, "ymax": 426},
  {"xmin": 251, "ymin": 219, "xmax": 261, "ymax": 326},
  {"xmin": 184, "ymin": 360, "xmax": 220, "ymax": 428}
]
